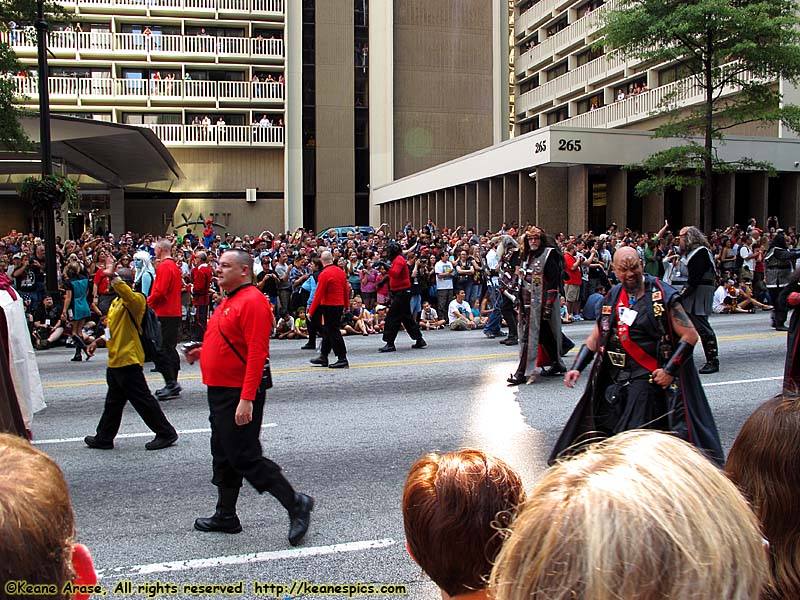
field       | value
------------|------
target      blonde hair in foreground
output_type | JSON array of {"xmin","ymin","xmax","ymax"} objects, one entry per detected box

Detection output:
[{"xmin": 490, "ymin": 430, "xmax": 768, "ymax": 600}]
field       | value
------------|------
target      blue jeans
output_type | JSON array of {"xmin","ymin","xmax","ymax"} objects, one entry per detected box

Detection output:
[
  {"xmin": 483, "ymin": 284, "xmax": 503, "ymax": 333},
  {"xmin": 410, "ymin": 294, "xmax": 422, "ymax": 317}
]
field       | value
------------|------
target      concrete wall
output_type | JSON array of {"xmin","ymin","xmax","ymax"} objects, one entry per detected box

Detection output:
[
  {"xmin": 393, "ymin": 0, "xmax": 495, "ymax": 179},
  {"xmin": 315, "ymin": 0, "xmax": 355, "ymax": 228},
  {"xmin": 168, "ymin": 148, "xmax": 284, "ymax": 193}
]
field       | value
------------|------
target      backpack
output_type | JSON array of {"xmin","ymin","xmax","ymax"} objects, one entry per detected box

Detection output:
[{"xmin": 124, "ymin": 295, "xmax": 162, "ymax": 363}]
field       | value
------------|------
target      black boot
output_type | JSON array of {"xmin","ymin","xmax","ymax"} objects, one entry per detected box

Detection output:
[
  {"xmin": 70, "ymin": 337, "xmax": 82, "ymax": 362},
  {"xmin": 268, "ymin": 476, "xmax": 314, "ymax": 547},
  {"xmin": 73, "ymin": 335, "xmax": 91, "ymax": 360},
  {"xmin": 194, "ymin": 487, "xmax": 242, "ymax": 533},
  {"xmin": 698, "ymin": 336, "xmax": 719, "ymax": 374},
  {"xmin": 560, "ymin": 334, "xmax": 575, "ymax": 357}
]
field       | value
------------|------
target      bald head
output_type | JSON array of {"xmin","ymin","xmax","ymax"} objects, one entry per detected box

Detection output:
[
  {"xmin": 613, "ymin": 246, "xmax": 640, "ymax": 270},
  {"xmin": 320, "ymin": 250, "xmax": 333, "ymax": 265}
]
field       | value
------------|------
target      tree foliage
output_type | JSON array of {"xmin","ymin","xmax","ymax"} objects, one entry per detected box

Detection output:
[
  {"xmin": 601, "ymin": 0, "xmax": 800, "ymax": 226},
  {"xmin": 0, "ymin": 0, "xmax": 66, "ymax": 150}
]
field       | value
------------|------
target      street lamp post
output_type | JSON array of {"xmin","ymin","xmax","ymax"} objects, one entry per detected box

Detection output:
[{"xmin": 34, "ymin": 0, "xmax": 58, "ymax": 293}]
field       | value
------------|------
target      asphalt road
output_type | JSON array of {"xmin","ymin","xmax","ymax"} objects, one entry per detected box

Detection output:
[{"xmin": 28, "ymin": 311, "xmax": 787, "ymax": 600}]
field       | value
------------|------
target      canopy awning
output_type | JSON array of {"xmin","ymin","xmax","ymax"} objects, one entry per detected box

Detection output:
[{"xmin": 0, "ymin": 114, "xmax": 183, "ymax": 187}]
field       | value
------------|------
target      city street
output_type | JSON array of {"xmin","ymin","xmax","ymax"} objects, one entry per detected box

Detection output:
[{"xmin": 31, "ymin": 311, "xmax": 786, "ymax": 600}]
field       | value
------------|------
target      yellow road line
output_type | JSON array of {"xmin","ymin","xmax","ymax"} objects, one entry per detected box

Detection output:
[{"xmin": 41, "ymin": 331, "xmax": 786, "ymax": 389}]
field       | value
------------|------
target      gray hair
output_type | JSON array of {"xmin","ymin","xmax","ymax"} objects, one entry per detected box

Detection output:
[
  {"xmin": 681, "ymin": 226, "xmax": 709, "ymax": 251},
  {"xmin": 116, "ymin": 267, "xmax": 135, "ymax": 283},
  {"xmin": 320, "ymin": 250, "xmax": 333, "ymax": 265}
]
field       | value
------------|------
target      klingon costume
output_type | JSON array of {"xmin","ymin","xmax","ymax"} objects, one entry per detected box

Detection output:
[
  {"xmin": 0, "ymin": 276, "xmax": 46, "ymax": 437},
  {"xmin": 511, "ymin": 245, "xmax": 566, "ymax": 381},
  {"xmin": 549, "ymin": 275, "xmax": 724, "ymax": 466},
  {"xmin": 778, "ymin": 272, "xmax": 800, "ymax": 393}
]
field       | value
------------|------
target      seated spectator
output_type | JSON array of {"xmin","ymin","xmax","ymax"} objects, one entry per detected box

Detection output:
[
  {"xmin": 275, "ymin": 310, "xmax": 295, "ymax": 340},
  {"xmin": 31, "ymin": 293, "xmax": 64, "ymax": 349},
  {"xmin": 581, "ymin": 284, "xmax": 606, "ymax": 320},
  {"xmin": 403, "ymin": 449, "xmax": 525, "ymax": 600},
  {"xmin": 419, "ymin": 301, "xmax": 444, "ymax": 330},
  {"xmin": 293, "ymin": 307, "xmax": 309, "ymax": 339},
  {"xmin": 372, "ymin": 305, "xmax": 387, "ymax": 333},
  {"xmin": 448, "ymin": 289, "xmax": 476, "ymax": 330},
  {"xmin": 491, "ymin": 430, "xmax": 768, "ymax": 600},
  {"xmin": 726, "ymin": 394, "xmax": 800, "ymax": 599},
  {"xmin": 0, "ymin": 433, "xmax": 98, "ymax": 598},
  {"xmin": 560, "ymin": 297, "xmax": 572, "ymax": 324}
]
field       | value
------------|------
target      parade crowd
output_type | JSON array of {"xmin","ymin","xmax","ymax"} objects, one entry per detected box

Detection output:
[{"xmin": 1, "ymin": 213, "xmax": 799, "ymax": 599}]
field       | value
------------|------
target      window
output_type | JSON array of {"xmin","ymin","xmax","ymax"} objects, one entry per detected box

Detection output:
[
  {"xmin": 546, "ymin": 17, "xmax": 567, "ymax": 38},
  {"xmin": 547, "ymin": 106, "xmax": 569, "ymax": 124},
  {"xmin": 576, "ymin": 46, "xmax": 603, "ymax": 67},
  {"xmin": 577, "ymin": 92, "xmax": 603, "ymax": 114},
  {"xmin": 519, "ymin": 75, "xmax": 539, "ymax": 94},
  {"xmin": 546, "ymin": 61, "xmax": 568, "ymax": 80},
  {"xmin": 659, "ymin": 64, "xmax": 691, "ymax": 86}
]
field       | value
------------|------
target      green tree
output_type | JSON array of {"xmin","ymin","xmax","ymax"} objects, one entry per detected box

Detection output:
[
  {"xmin": 601, "ymin": 0, "xmax": 800, "ymax": 229},
  {"xmin": 0, "ymin": 0, "xmax": 64, "ymax": 150}
]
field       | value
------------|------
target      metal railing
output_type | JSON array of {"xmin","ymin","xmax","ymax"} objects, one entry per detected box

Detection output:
[
  {"xmin": 516, "ymin": 0, "xmax": 617, "ymax": 74},
  {"xmin": 13, "ymin": 75, "xmax": 285, "ymax": 102},
  {"xmin": 559, "ymin": 66, "xmax": 760, "ymax": 128},
  {"xmin": 140, "ymin": 123, "xmax": 284, "ymax": 146},
  {"xmin": 56, "ymin": 0, "xmax": 283, "ymax": 13},
  {"xmin": 1, "ymin": 31, "xmax": 284, "ymax": 59}
]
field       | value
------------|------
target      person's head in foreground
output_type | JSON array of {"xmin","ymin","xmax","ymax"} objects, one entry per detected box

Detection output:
[
  {"xmin": 0, "ymin": 433, "xmax": 97, "ymax": 599},
  {"xmin": 490, "ymin": 430, "xmax": 768, "ymax": 600},
  {"xmin": 403, "ymin": 449, "xmax": 525, "ymax": 600},
  {"xmin": 726, "ymin": 394, "xmax": 800, "ymax": 599}
]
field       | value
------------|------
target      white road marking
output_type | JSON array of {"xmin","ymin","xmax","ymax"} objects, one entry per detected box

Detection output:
[
  {"xmin": 32, "ymin": 424, "xmax": 277, "ymax": 445},
  {"xmin": 96, "ymin": 538, "xmax": 398, "ymax": 579},
  {"xmin": 703, "ymin": 376, "xmax": 783, "ymax": 388}
]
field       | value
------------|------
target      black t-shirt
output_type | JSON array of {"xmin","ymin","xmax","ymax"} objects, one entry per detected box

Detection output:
[
  {"xmin": 33, "ymin": 302, "xmax": 62, "ymax": 325},
  {"xmin": 257, "ymin": 271, "xmax": 279, "ymax": 296}
]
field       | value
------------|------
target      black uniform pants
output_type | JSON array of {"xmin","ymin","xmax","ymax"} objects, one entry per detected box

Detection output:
[
  {"xmin": 154, "ymin": 315, "xmax": 181, "ymax": 382},
  {"xmin": 307, "ymin": 306, "xmax": 321, "ymax": 345},
  {"xmin": 319, "ymin": 305, "xmax": 346, "ymax": 360},
  {"xmin": 383, "ymin": 289, "xmax": 423, "ymax": 344},
  {"xmin": 95, "ymin": 364, "xmax": 177, "ymax": 442},
  {"xmin": 687, "ymin": 313, "xmax": 718, "ymax": 361},
  {"xmin": 207, "ymin": 386, "xmax": 295, "ymax": 509},
  {"xmin": 501, "ymin": 293, "xmax": 518, "ymax": 339},
  {"xmin": 194, "ymin": 304, "xmax": 209, "ymax": 342}
]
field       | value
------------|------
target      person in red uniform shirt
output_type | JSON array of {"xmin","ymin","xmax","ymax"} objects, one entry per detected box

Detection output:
[
  {"xmin": 190, "ymin": 250, "xmax": 212, "ymax": 341},
  {"xmin": 148, "ymin": 239, "xmax": 183, "ymax": 400},
  {"xmin": 379, "ymin": 242, "xmax": 426, "ymax": 353},
  {"xmin": 185, "ymin": 248, "xmax": 314, "ymax": 544},
  {"xmin": 308, "ymin": 250, "xmax": 350, "ymax": 369}
]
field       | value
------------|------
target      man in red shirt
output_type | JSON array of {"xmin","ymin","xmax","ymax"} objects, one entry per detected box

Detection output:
[
  {"xmin": 185, "ymin": 248, "xmax": 313, "ymax": 544},
  {"xmin": 308, "ymin": 250, "xmax": 349, "ymax": 369},
  {"xmin": 379, "ymin": 242, "xmax": 426, "ymax": 352},
  {"xmin": 563, "ymin": 243, "xmax": 583, "ymax": 321},
  {"xmin": 190, "ymin": 250, "xmax": 212, "ymax": 341},
  {"xmin": 148, "ymin": 239, "xmax": 183, "ymax": 400}
]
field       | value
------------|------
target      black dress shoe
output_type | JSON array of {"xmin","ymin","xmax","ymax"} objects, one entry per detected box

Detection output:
[
  {"xmin": 775, "ymin": 325, "xmax": 790, "ymax": 332},
  {"xmin": 288, "ymin": 493, "xmax": 314, "ymax": 546},
  {"xmin": 412, "ymin": 338, "xmax": 427, "ymax": 349},
  {"xmin": 540, "ymin": 365, "xmax": 566, "ymax": 377},
  {"xmin": 145, "ymin": 433, "xmax": 178, "ymax": 450},
  {"xmin": 561, "ymin": 340, "xmax": 575, "ymax": 357},
  {"xmin": 194, "ymin": 512, "xmax": 242, "ymax": 534},
  {"xmin": 483, "ymin": 330, "xmax": 498, "ymax": 339},
  {"xmin": 506, "ymin": 373, "xmax": 527, "ymax": 386},
  {"xmin": 300, "ymin": 342, "xmax": 316, "ymax": 350},
  {"xmin": 310, "ymin": 356, "xmax": 329, "ymax": 366},
  {"xmin": 328, "ymin": 359, "xmax": 349, "ymax": 369},
  {"xmin": 501, "ymin": 338, "xmax": 519, "ymax": 346},
  {"xmin": 378, "ymin": 343, "xmax": 396, "ymax": 353},
  {"xmin": 84, "ymin": 435, "xmax": 113, "ymax": 450}
]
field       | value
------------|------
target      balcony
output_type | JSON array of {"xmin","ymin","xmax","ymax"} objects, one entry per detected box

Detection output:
[
  {"xmin": 516, "ymin": 51, "xmax": 632, "ymax": 116},
  {"xmin": 559, "ymin": 66, "xmax": 760, "ymax": 129},
  {"xmin": 55, "ymin": 0, "xmax": 284, "ymax": 17},
  {"xmin": 516, "ymin": 0, "xmax": 618, "ymax": 75},
  {"xmin": 2, "ymin": 31, "xmax": 284, "ymax": 63},
  {"xmin": 139, "ymin": 123, "xmax": 284, "ymax": 147},
  {"xmin": 13, "ymin": 76, "xmax": 285, "ymax": 104}
]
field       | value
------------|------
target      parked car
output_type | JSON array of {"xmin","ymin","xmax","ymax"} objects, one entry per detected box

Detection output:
[{"xmin": 317, "ymin": 226, "xmax": 375, "ymax": 239}]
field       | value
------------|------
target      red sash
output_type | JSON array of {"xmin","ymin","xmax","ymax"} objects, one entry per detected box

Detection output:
[{"xmin": 616, "ymin": 288, "xmax": 658, "ymax": 372}]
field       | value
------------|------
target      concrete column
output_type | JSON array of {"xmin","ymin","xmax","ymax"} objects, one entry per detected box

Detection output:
[
  {"xmin": 445, "ymin": 188, "xmax": 456, "ymax": 229},
  {"xmin": 466, "ymin": 183, "xmax": 478, "ymax": 231},
  {"xmin": 520, "ymin": 171, "xmax": 536, "ymax": 227},
  {"xmin": 715, "ymin": 174, "xmax": 735, "ymax": 230},
  {"xmin": 454, "ymin": 186, "xmax": 466, "ymax": 230},
  {"xmin": 642, "ymin": 189, "xmax": 665, "ymax": 233},
  {"xmin": 283, "ymin": 0, "xmax": 303, "ymax": 229},
  {"xmin": 780, "ymin": 173, "xmax": 800, "ymax": 227},
  {"xmin": 749, "ymin": 172, "xmax": 769, "ymax": 229},
  {"xmin": 477, "ymin": 180, "xmax": 490, "ymax": 232},
  {"xmin": 568, "ymin": 165, "xmax": 589, "ymax": 235},
  {"xmin": 682, "ymin": 185, "xmax": 701, "ymax": 230},
  {"xmin": 368, "ymin": 1, "xmax": 393, "ymax": 226},
  {"xmin": 435, "ymin": 190, "xmax": 445, "ymax": 228},
  {"xmin": 606, "ymin": 168, "xmax": 628, "ymax": 230},
  {"xmin": 492, "ymin": 0, "xmax": 510, "ymax": 144},
  {"xmin": 109, "ymin": 188, "xmax": 125, "ymax": 234},
  {"xmin": 489, "ymin": 177, "xmax": 503, "ymax": 231},
  {"xmin": 380, "ymin": 204, "xmax": 386, "ymax": 225},
  {"xmin": 504, "ymin": 173, "xmax": 519, "ymax": 226},
  {"xmin": 536, "ymin": 166, "xmax": 568, "ymax": 234}
]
